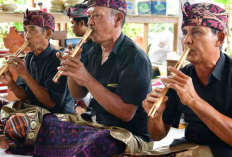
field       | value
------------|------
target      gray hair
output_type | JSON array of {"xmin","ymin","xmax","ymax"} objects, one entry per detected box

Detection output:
[
  {"xmin": 41, "ymin": 27, "xmax": 53, "ymax": 41},
  {"xmin": 211, "ymin": 28, "xmax": 223, "ymax": 51},
  {"xmin": 110, "ymin": 8, "xmax": 126, "ymax": 28}
]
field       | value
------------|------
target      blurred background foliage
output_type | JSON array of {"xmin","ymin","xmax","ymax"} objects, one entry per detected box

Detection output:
[
  {"xmin": 0, "ymin": 0, "xmax": 231, "ymax": 54},
  {"xmin": 0, "ymin": 0, "xmax": 28, "ymax": 49}
]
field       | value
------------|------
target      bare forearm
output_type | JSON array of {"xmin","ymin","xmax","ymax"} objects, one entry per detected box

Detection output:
[
  {"xmin": 68, "ymin": 77, "xmax": 88, "ymax": 100},
  {"xmin": 23, "ymin": 74, "xmax": 55, "ymax": 108},
  {"xmin": 85, "ymin": 78, "xmax": 137, "ymax": 122},
  {"xmin": 8, "ymin": 82, "xmax": 27, "ymax": 101},
  {"xmin": 148, "ymin": 116, "xmax": 169, "ymax": 141},
  {"xmin": 189, "ymin": 99, "xmax": 232, "ymax": 146}
]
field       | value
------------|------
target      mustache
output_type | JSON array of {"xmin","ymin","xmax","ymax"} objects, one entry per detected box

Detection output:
[
  {"xmin": 88, "ymin": 27, "xmax": 95, "ymax": 33},
  {"xmin": 189, "ymin": 48, "xmax": 196, "ymax": 52},
  {"xmin": 183, "ymin": 46, "xmax": 195, "ymax": 52}
]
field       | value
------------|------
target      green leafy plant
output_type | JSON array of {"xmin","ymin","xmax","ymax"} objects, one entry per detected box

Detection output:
[
  {"xmin": 122, "ymin": 23, "xmax": 144, "ymax": 39},
  {"xmin": 213, "ymin": 0, "xmax": 229, "ymax": 4}
]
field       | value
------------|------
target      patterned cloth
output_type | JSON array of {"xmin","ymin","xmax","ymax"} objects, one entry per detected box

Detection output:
[
  {"xmin": 66, "ymin": 4, "xmax": 88, "ymax": 18},
  {"xmin": 181, "ymin": 2, "xmax": 228, "ymax": 34},
  {"xmin": 86, "ymin": 0, "xmax": 127, "ymax": 15},
  {"xmin": 116, "ymin": 154, "xmax": 176, "ymax": 157},
  {"xmin": 4, "ymin": 113, "xmax": 30, "ymax": 148},
  {"xmin": 34, "ymin": 113, "xmax": 126, "ymax": 157},
  {"xmin": 23, "ymin": 9, "xmax": 55, "ymax": 31}
]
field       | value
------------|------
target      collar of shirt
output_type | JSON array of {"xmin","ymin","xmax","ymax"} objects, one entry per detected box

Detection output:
[
  {"xmin": 209, "ymin": 52, "xmax": 225, "ymax": 82},
  {"xmin": 111, "ymin": 33, "xmax": 124, "ymax": 55},
  {"xmin": 33, "ymin": 43, "xmax": 53, "ymax": 61},
  {"xmin": 94, "ymin": 33, "xmax": 124, "ymax": 58}
]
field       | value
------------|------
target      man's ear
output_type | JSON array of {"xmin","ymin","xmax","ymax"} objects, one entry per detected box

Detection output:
[
  {"xmin": 45, "ymin": 29, "xmax": 52, "ymax": 39},
  {"xmin": 216, "ymin": 31, "xmax": 225, "ymax": 47},
  {"xmin": 114, "ymin": 13, "xmax": 123, "ymax": 28},
  {"xmin": 79, "ymin": 20, "xmax": 85, "ymax": 27}
]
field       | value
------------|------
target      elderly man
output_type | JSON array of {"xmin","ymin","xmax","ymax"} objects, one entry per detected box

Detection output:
[
  {"xmin": 0, "ymin": 10, "xmax": 74, "ymax": 114},
  {"xmin": 59, "ymin": 0, "xmax": 152, "ymax": 141},
  {"xmin": 143, "ymin": 2, "xmax": 231, "ymax": 157},
  {"xmin": 62, "ymin": 0, "xmax": 152, "ymax": 141},
  {"xmin": 33, "ymin": 0, "xmax": 153, "ymax": 156},
  {"xmin": 0, "ymin": 10, "xmax": 75, "ymax": 150}
]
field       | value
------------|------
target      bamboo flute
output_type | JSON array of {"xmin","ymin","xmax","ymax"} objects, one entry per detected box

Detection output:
[
  {"xmin": 0, "ymin": 41, "xmax": 29, "ymax": 76},
  {"xmin": 53, "ymin": 28, "xmax": 92, "ymax": 83},
  {"xmin": 148, "ymin": 45, "xmax": 191, "ymax": 118}
]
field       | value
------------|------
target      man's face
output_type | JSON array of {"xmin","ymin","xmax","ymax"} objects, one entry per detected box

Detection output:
[
  {"xmin": 181, "ymin": 26, "xmax": 219, "ymax": 64},
  {"xmin": 70, "ymin": 18, "xmax": 85, "ymax": 37},
  {"xmin": 24, "ymin": 25, "xmax": 48, "ymax": 52},
  {"xmin": 87, "ymin": 7, "xmax": 115, "ymax": 43}
]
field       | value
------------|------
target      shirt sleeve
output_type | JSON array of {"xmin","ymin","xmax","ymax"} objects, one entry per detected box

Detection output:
[
  {"xmin": 43, "ymin": 57, "xmax": 70, "ymax": 108},
  {"xmin": 16, "ymin": 76, "xmax": 26, "ymax": 89},
  {"xmin": 116, "ymin": 54, "xmax": 152, "ymax": 106},
  {"xmin": 16, "ymin": 55, "xmax": 29, "ymax": 89}
]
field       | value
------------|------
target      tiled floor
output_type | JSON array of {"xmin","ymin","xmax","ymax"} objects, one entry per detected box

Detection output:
[{"xmin": 0, "ymin": 128, "xmax": 185, "ymax": 157}]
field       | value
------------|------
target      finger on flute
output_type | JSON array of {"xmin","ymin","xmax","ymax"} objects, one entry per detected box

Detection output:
[
  {"xmin": 0, "ymin": 41, "xmax": 28, "ymax": 76},
  {"xmin": 52, "ymin": 28, "xmax": 92, "ymax": 83},
  {"xmin": 148, "ymin": 46, "xmax": 191, "ymax": 118}
]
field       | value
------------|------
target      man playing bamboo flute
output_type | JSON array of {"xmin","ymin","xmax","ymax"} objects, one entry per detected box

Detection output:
[
  {"xmin": 34, "ymin": 0, "xmax": 153, "ymax": 156},
  {"xmin": 143, "ymin": 2, "xmax": 232, "ymax": 157},
  {"xmin": 0, "ymin": 10, "xmax": 74, "ymax": 149}
]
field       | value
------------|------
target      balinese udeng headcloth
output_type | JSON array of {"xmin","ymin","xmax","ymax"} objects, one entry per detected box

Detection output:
[
  {"xmin": 181, "ymin": 2, "xmax": 228, "ymax": 34},
  {"xmin": 66, "ymin": 4, "xmax": 88, "ymax": 18},
  {"xmin": 23, "ymin": 9, "xmax": 55, "ymax": 32},
  {"xmin": 84, "ymin": 0, "xmax": 127, "ymax": 15}
]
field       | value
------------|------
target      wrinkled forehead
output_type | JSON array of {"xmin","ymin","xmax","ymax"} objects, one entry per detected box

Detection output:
[
  {"xmin": 182, "ymin": 25, "xmax": 211, "ymax": 32},
  {"xmin": 87, "ymin": 6, "xmax": 110, "ymax": 15},
  {"xmin": 24, "ymin": 25, "xmax": 42, "ymax": 30}
]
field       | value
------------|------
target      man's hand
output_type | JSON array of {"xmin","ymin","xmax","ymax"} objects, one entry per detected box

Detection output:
[
  {"xmin": 58, "ymin": 55, "xmax": 92, "ymax": 86},
  {"xmin": 161, "ymin": 66, "xmax": 200, "ymax": 106},
  {"xmin": 6, "ymin": 56, "xmax": 29, "ymax": 79},
  {"xmin": 0, "ymin": 135, "xmax": 9, "ymax": 149},
  {"xmin": 0, "ymin": 70, "xmax": 14, "ymax": 86},
  {"xmin": 143, "ymin": 88, "xmax": 168, "ymax": 119},
  {"xmin": 56, "ymin": 43, "xmax": 82, "ymax": 62}
]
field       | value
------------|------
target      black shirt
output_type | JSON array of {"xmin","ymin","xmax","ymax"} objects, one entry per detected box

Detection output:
[
  {"xmin": 163, "ymin": 53, "xmax": 232, "ymax": 156},
  {"xmin": 16, "ymin": 44, "xmax": 74, "ymax": 114},
  {"xmin": 81, "ymin": 39, "xmax": 96, "ymax": 62},
  {"xmin": 84, "ymin": 33, "xmax": 152, "ymax": 142}
]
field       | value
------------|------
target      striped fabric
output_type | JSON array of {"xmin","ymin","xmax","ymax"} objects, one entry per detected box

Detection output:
[{"xmin": 4, "ymin": 113, "xmax": 30, "ymax": 148}]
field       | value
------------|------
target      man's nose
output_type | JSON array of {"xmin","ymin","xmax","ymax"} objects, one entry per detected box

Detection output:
[
  {"xmin": 183, "ymin": 34, "xmax": 193, "ymax": 45},
  {"xmin": 87, "ymin": 17, "xmax": 94, "ymax": 27},
  {"xmin": 24, "ymin": 32, "xmax": 30, "ymax": 40}
]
